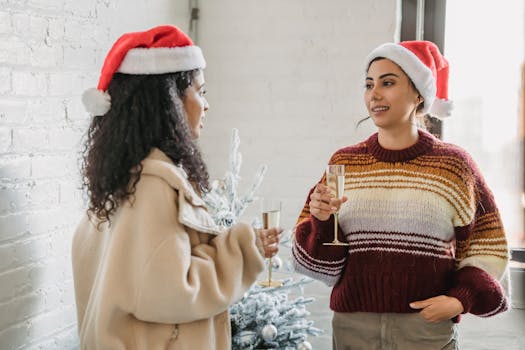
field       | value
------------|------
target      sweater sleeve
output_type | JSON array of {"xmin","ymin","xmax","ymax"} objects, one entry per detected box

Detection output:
[
  {"xmin": 291, "ymin": 171, "xmax": 348, "ymax": 287},
  {"xmin": 447, "ymin": 159, "xmax": 510, "ymax": 317},
  {"xmin": 131, "ymin": 176, "xmax": 265, "ymax": 324}
]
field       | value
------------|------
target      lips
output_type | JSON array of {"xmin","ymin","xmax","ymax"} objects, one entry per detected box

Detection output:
[{"xmin": 371, "ymin": 106, "xmax": 389, "ymax": 112}]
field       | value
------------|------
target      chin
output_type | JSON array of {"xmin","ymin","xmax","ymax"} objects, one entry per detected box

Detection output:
[
  {"xmin": 191, "ymin": 130, "xmax": 200, "ymax": 140},
  {"xmin": 370, "ymin": 118, "xmax": 385, "ymax": 128}
]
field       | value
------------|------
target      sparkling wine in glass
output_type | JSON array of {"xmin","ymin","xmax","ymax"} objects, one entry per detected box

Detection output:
[
  {"xmin": 323, "ymin": 164, "xmax": 349, "ymax": 246},
  {"xmin": 258, "ymin": 199, "xmax": 283, "ymax": 287}
]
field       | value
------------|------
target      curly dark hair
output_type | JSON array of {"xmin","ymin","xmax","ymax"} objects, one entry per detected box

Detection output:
[{"xmin": 81, "ymin": 70, "xmax": 209, "ymax": 223}]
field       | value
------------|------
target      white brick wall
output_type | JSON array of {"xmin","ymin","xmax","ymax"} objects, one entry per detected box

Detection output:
[
  {"xmin": 0, "ymin": 1, "xmax": 188, "ymax": 348},
  {"xmin": 198, "ymin": 1, "xmax": 399, "ymax": 348}
]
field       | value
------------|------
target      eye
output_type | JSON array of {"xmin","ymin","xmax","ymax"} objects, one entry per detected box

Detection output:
[
  {"xmin": 365, "ymin": 83, "xmax": 373, "ymax": 90},
  {"xmin": 383, "ymin": 80, "xmax": 394, "ymax": 87},
  {"xmin": 199, "ymin": 89, "xmax": 207, "ymax": 97}
]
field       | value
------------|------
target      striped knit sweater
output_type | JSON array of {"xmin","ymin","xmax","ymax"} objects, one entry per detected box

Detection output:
[{"xmin": 292, "ymin": 129, "xmax": 509, "ymax": 319}]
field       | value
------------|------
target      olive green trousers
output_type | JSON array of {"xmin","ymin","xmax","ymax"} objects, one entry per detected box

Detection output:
[{"xmin": 332, "ymin": 312, "xmax": 458, "ymax": 350}]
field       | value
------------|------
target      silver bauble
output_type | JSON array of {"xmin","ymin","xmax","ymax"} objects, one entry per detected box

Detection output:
[
  {"xmin": 270, "ymin": 255, "xmax": 282, "ymax": 270},
  {"xmin": 297, "ymin": 340, "xmax": 312, "ymax": 350},
  {"xmin": 261, "ymin": 324, "xmax": 278, "ymax": 341},
  {"xmin": 238, "ymin": 330, "xmax": 257, "ymax": 347}
]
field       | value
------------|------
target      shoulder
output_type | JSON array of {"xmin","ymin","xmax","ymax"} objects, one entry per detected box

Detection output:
[
  {"xmin": 329, "ymin": 139, "xmax": 369, "ymax": 163},
  {"xmin": 139, "ymin": 148, "xmax": 205, "ymax": 207},
  {"xmin": 430, "ymin": 139, "xmax": 488, "ymax": 190},
  {"xmin": 140, "ymin": 149, "xmax": 191, "ymax": 191},
  {"xmin": 431, "ymin": 139, "xmax": 479, "ymax": 170},
  {"xmin": 135, "ymin": 170, "xmax": 177, "ymax": 203}
]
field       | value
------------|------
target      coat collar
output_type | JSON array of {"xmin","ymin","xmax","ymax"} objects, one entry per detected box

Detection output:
[{"xmin": 140, "ymin": 148, "xmax": 222, "ymax": 235}]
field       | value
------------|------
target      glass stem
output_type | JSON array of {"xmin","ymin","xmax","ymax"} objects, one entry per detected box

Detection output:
[
  {"xmin": 268, "ymin": 257, "xmax": 273, "ymax": 283},
  {"xmin": 334, "ymin": 212, "xmax": 339, "ymax": 242}
]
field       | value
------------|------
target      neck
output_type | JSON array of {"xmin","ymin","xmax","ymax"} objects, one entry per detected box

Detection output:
[{"xmin": 377, "ymin": 124, "xmax": 419, "ymax": 150}]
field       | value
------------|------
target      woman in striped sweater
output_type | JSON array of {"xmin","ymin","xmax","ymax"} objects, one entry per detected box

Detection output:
[{"xmin": 292, "ymin": 41, "xmax": 509, "ymax": 350}]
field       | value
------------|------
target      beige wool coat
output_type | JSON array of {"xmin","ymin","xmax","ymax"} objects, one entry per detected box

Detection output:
[{"xmin": 72, "ymin": 148, "xmax": 265, "ymax": 350}]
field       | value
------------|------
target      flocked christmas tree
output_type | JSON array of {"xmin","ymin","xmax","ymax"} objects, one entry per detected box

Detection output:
[{"xmin": 203, "ymin": 129, "xmax": 321, "ymax": 350}]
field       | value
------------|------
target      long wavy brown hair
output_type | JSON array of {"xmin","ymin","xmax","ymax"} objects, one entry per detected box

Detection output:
[{"xmin": 80, "ymin": 70, "xmax": 209, "ymax": 223}]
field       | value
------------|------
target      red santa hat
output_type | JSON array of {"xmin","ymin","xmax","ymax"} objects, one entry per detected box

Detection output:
[
  {"xmin": 82, "ymin": 25, "xmax": 206, "ymax": 116},
  {"xmin": 365, "ymin": 40, "xmax": 453, "ymax": 118}
]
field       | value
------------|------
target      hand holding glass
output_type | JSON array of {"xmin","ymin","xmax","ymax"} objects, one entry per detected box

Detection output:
[
  {"xmin": 258, "ymin": 199, "xmax": 283, "ymax": 287},
  {"xmin": 323, "ymin": 164, "xmax": 349, "ymax": 246}
]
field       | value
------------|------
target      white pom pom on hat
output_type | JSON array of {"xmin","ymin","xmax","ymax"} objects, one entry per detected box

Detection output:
[
  {"xmin": 365, "ymin": 40, "xmax": 453, "ymax": 119},
  {"xmin": 82, "ymin": 25, "xmax": 206, "ymax": 116},
  {"xmin": 82, "ymin": 88, "xmax": 111, "ymax": 116}
]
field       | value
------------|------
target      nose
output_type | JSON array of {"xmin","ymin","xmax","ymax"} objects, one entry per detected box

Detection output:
[
  {"xmin": 370, "ymin": 86, "xmax": 382, "ymax": 101},
  {"xmin": 203, "ymin": 97, "xmax": 209, "ymax": 112}
]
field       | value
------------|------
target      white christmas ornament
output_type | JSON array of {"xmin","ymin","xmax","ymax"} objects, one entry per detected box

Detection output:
[
  {"xmin": 297, "ymin": 340, "xmax": 312, "ymax": 350},
  {"xmin": 238, "ymin": 330, "xmax": 257, "ymax": 347},
  {"xmin": 270, "ymin": 255, "xmax": 283, "ymax": 270},
  {"xmin": 261, "ymin": 324, "xmax": 278, "ymax": 341}
]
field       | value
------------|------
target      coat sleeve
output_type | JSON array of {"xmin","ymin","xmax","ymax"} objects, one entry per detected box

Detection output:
[
  {"xmin": 448, "ymin": 159, "xmax": 510, "ymax": 317},
  {"xmin": 291, "ymin": 163, "xmax": 348, "ymax": 287},
  {"xmin": 131, "ymin": 175, "xmax": 265, "ymax": 324}
]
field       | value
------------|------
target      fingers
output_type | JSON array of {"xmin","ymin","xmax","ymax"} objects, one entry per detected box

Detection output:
[
  {"xmin": 409, "ymin": 296, "xmax": 437, "ymax": 309},
  {"xmin": 259, "ymin": 228, "xmax": 282, "ymax": 258},
  {"xmin": 261, "ymin": 227, "xmax": 283, "ymax": 240},
  {"xmin": 310, "ymin": 186, "xmax": 333, "ymax": 206},
  {"xmin": 314, "ymin": 183, "xmax": 329, "ymax": 194},
  {"xmin": 310, "ymin": 184, "xmax": 343, "ymax": 221},
  {"xmin": 410, "ymin": 296, "xmax": 462, "ymax": 323},
  {"xmin": 410, "ymin": 301, "xmax": 441, "ymax": 322},
  {"xmin": 264, "ymin": 244, "xmax": 278, "ymax": 258},
  {"xmin": 312, "ymin": 184, "xmax": 347, "ymax": 208},
  {"xmin": 418, "ymin": 307, "xmax": 448, "ymax": 323},
  {"xmin": 309, "ymin": 195, "xmax": 334, "ymax": 212},
  {"xmin": 263, "ymin": 232, "xmax": 279, "ymax": 245}
]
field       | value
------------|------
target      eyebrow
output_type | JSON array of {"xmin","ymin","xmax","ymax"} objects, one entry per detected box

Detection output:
[{"xmin": 366, "ymin": 73, "xmax": 400, "ymax": 80}]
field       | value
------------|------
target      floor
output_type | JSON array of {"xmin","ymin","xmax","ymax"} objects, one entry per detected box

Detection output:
[{"xmin": 457, "ymin": 309, "xmax": 525, "ymax": 350}]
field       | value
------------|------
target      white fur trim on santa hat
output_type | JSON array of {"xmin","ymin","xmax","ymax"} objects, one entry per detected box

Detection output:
[
  {"xmin": 117, "ymin": 46, "xmax": 206, "ymax": 75},
  {"xmin": 430, "ymin": 98, "xmax": 453, "ymax": 119},
  {"xmin": 365, "ymin": 43, "xmax": 436, "ymax": 116},
  {"xmin": 82, "ymin": 87, "xmax": 111, "ymax": 116}
]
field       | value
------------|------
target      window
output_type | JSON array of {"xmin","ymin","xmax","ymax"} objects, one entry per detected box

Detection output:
[
  {"xmin": 444, "ymin": 1, "xmax": 524, "ymax": 246},
  {"xmin": 402, "ymin": 0, "xmax": 525, "ymax": 246}
]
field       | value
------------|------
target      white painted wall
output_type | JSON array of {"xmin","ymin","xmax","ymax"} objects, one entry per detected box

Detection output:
[{"xmin": 199, "ymin": 0, "xmax": 398, "ymax": 228}]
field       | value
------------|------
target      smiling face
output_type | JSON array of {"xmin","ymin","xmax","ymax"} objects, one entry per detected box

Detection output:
[
  {"xmin": 182, "ymin": 70, "xmax": 209, "ymax": 139},
  {"xmin": 364, "ymin": 58, "xmax": 421, "ymax": 131}
]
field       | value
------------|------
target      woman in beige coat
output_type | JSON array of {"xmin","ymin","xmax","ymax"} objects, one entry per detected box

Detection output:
[{"xmin": 72, "ymin": 25, "xmax": 281, "ymax": 350}]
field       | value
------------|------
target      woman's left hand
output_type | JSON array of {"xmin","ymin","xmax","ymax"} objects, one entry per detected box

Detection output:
[{"xmin": 409, "ymin": 295, "xmax": 464, "ymax": 323}]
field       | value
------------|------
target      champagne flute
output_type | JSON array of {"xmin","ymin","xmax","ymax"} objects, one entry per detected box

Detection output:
[
  {"xmin": 323, "ymin": 164, "xmax": 349, "ymax": 246},
  {"xmin": 258, "ymin": 198, "xmax": 283, "ymax": 287}
]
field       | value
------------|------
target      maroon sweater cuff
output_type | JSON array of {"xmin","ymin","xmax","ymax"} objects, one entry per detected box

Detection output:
[{"xmin": 447, "ymin": 265, "xmax": 507, "ymax": 316}]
